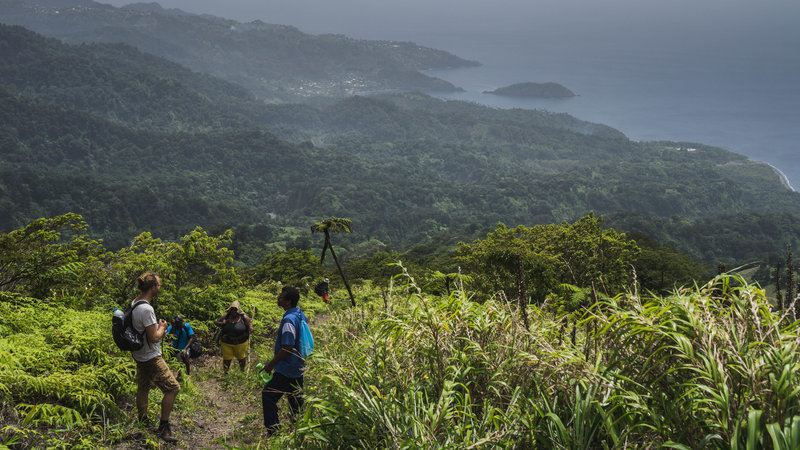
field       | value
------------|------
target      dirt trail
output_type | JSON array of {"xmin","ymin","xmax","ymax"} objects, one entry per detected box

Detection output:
[
  {"xmin": 115, "ymin": 353, "xmax": 268, "ymax": 449},
  {"xmin": 172, "ymin": 354, "xmax": 266, "ymax": 449},
  {"xmin": 123, "ymin": 311, "xmax": 330, "ymax": 448}
]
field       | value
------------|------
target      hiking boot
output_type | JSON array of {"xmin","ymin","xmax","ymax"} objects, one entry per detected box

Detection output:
[{"xmin": 157, "ymin": 421, "xmax": 178, "ymax": 443}]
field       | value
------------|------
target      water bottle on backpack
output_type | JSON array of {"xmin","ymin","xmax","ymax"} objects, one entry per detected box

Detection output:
[{"xmin": 112, "ymin": 308, "xmax": 124, "ymax": 325}]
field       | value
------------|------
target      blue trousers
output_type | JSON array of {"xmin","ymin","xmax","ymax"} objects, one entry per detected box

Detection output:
[{"xmin": 262, "ymin": 372, "xmax": 304, "ymax": 431}]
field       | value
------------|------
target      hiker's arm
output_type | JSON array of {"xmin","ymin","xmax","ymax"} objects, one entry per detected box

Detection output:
[
  {"xmin": 145, "ymin": 319, "xmax": 168, "ymax": 344},
  {"xmin": 216, "ymin": 314, "xmax": 226, "ymax": 326},
  {"xmin": 263, "ymin": 345, "xmax": 294, "ymax": 372},
  {"xmin": 245, "ymin": 315, "xmax": 254, "ymax": 333}
]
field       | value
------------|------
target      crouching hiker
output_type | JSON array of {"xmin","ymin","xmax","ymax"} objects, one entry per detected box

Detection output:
[
  {"xmin": 166, "ymin": 314, "xmax": 197, "ymax": 377},
  {"xmin": 260, "ymin": 286, "xmax": 307, "ymax": 437},
  {"xmin": 131, "ymin": 272, "xmax": 180, "ymax": 443},
  {"xmin": 314, "ymin": 278, "xmax": 329, "ymax": 303}
]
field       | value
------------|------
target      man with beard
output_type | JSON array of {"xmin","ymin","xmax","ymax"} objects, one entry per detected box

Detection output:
[{"xmin": 130, "ymin": 271, "xmax": 180, "ymax": 443}]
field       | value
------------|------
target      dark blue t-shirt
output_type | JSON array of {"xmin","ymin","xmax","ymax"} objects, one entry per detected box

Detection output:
[{"xmin": 273, "ymin": 307, "xmax": 307, "ymax": 378}]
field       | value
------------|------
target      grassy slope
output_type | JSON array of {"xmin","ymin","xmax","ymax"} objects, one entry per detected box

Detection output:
[{"xmin": 4, "ymin": 274, "xmax": 797, "ymax": 448}]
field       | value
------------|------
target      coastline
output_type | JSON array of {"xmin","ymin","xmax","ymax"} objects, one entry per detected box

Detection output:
[
  {"xmin": 420, "ymin": 42, "xmax": 800, "ymax": 192},
  {"xmin": 768, "ymin": 163, "xmax": 796, "ymax": 192}
]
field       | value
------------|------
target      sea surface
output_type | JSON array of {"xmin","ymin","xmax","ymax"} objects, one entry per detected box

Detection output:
[{"xmin": 414, "ymin": 30, "xmax": 800, "ymax": 191}]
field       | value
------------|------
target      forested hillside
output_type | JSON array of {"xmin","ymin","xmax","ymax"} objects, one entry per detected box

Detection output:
[
  {"xmin": 0, "ymin": 0, "xmax": 477, "ymax": 100},
  {"xmin": 2, "ymin": 22, "xmax": 800, "ymax": 272}
]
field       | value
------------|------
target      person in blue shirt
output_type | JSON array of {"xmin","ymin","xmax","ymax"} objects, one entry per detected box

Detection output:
[
  {"xmin": 259, "ymin": 286, "xmax": 307, "ymax": 436},
  {"xmin": 166, "ymin": 314, "xmax": 196, "ymax": 376}
]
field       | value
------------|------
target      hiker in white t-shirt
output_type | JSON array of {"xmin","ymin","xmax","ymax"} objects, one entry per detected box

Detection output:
[{"xmin": 130, "ymin": 271, "xmax": 180, "ymax": 443}]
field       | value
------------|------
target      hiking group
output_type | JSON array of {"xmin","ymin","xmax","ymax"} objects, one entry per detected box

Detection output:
[{"xmin": 113, "ymin": 271, "xmax": 313, "ymax": 443}]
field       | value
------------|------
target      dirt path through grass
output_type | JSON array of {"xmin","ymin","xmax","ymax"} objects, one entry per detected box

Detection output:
[
  {"xmin": 113, "ymin": 353, "xmax": 270, "ymax": 449},
  {"xmin": 172, "ymin": 354, "xmax": 268, "ymax": 449},
  {"xmin": 121, "ymin": 309, "xmax": 331, "ymax": 448}
]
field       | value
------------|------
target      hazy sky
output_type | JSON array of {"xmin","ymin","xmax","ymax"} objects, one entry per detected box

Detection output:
[{"xmin": 99, "ymin": 0, "xmax": 800, "ymax": 47}]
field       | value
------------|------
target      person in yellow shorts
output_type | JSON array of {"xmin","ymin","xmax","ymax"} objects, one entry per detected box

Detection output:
[{"xmin": 216, "ymin": 300, "xmax": 253, "ymax": 373}]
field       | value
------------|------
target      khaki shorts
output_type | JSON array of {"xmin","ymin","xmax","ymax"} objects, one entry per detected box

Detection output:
[
  {"xmin": 136, "ymin": 356, "xmax": 180, "ymax": 393},
  {"xmin": 221, "ymin": 341, "xmax": 249, "ymax": 361}
]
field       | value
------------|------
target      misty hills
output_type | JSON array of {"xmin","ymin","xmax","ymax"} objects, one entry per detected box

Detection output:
[
  {"xmin": 0, "ymin": 24, "xmax": 622, "ymax": 143},
  {"xmin": 2, "ymin": 20, "xmax": 800, "ymax": 269},
  {"xmin": 0, "ymin": 0, "xmax": 478, "ymax": 101}
]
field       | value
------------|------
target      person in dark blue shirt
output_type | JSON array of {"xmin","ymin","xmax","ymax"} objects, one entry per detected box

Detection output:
[
  {"xmin": 166, "ymin": 314, "xmax": 196, "ymax": 376},
  {"xmin": 259, "ymin": 286, "xmax": 307, "ymax": 436}
]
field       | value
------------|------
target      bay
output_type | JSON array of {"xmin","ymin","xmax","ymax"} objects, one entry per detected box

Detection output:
[{"xmin": 418, "ymin": 30, "xmax": 800, "ymax": 191}]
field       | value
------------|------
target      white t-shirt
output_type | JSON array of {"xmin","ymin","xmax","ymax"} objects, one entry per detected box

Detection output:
[{"xmin": 130, "ymin": 300, "xmax": 162, "ymax": 362}]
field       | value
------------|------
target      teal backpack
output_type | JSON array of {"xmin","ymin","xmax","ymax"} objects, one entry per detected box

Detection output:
[{"xmin": 298, "ymin": 318, "xmax": 314, "ymax": 359}]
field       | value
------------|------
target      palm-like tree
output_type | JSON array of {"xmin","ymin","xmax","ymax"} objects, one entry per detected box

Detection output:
[{"xmin": 311, "ymin": 217, "xmax": 356, "ymax": 307}]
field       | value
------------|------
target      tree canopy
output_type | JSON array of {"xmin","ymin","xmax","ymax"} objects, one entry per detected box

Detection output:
[{"xmin": 458, "ymin": 214, "xmax": 641, "ymax": 307}]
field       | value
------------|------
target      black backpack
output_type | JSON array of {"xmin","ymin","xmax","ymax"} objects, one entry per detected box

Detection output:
[
  {"xmin": 189, "ymin": 339, "xmax": 204, "ymax": 357},
  {"xmin": 175, "ymin": 324, "xmax": 203, "ymax": 357},
  {"xmin": 314, "ymin": 281, "xmax": 327, "ymax": 296},
  {"xmin": 112, "ymin": 300, "xmax": 148, "ymax": 351}
]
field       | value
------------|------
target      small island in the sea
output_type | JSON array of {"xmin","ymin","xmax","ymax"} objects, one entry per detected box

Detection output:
[{"xmin": 484, "ymin": 82, "xmax": 576, "ymax": 98}]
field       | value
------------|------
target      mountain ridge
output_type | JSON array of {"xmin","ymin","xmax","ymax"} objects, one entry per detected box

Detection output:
[{"xmin": 0, "ymin": 0, "xmax": 480, "ymax": 100}]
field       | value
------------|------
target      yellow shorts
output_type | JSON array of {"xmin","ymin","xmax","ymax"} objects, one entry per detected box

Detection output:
[{"xmin": 221, "ymin": 341, "xmax": 249, "ymax": 361}]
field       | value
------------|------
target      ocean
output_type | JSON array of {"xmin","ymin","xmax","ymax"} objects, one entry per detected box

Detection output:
[
  {"xmin": 104, "ymin": 1, "xmax": 800, "ymax": 190},
  {"xmin": 416, "ymin": 29, "xmax": 800, "ymax": 191}
]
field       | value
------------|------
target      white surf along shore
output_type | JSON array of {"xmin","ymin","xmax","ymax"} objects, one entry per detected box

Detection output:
[{"xmin": 768, "ymin": 163, "xmax": 796, "ymax": 192}]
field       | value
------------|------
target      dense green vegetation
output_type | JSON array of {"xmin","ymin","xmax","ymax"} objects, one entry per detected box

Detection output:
[
  {"xmin": 3, "ymin": 1, "xmax": 800, "ymax": 446},
  {"xmin": 1, "ymin": 215, "xmax": 799, "ymax": 448},
  {"xmin": 3, "ymin": 19, "xmax": 800, "ymax": 272},
  {"xmin": 294, "ymin": 275, "xmax": 800, "ymax": 448}
]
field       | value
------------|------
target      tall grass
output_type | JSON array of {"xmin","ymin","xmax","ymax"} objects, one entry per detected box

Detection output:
[
  {"xmin": 591, "ymin": 275, "xmax": 800, "ymax": 448},
  {"xmin": 2, "ymin": 273, "xmax": 798, "ymax": 448},
  {"xmin": 279, "ymin": 273, "xmax": 800, "ymax": 448}
]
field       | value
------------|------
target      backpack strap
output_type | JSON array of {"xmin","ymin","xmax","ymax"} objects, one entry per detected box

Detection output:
[
  {"xmin": 125, "ymin": 300, "xmax": 150, "ymax": 343},
  {"xmin": 124, "ymin": 300, "xmax": 149, "ymax": 327},
  {"xmin": 292, "ymin": 311, "xmax": 305, "ymax": 346}
]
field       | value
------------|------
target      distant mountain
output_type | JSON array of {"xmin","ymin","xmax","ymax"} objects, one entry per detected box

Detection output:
[
  {"xmin": 0, "ymin": 24, "xmax": 265, "ymax": 132},
  {"xmin": 0, "ymin": 24, "xmax": 616, "ymax": 141},
  {"xmin": 485, "ymin": 82, "xmax": 575, "ymax": 98},
  {"xmin": 2, "ymin": 23, "xmax": 800, "ymax": 268},
  {"xmin": 0, "ymin": 0, "xmax": 479, "ymax": 101}
]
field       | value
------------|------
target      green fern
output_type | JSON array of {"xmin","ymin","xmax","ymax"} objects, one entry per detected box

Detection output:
[{"xmin": 17, "ymin": 403, "xmax": 86, "ymax": 429}]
